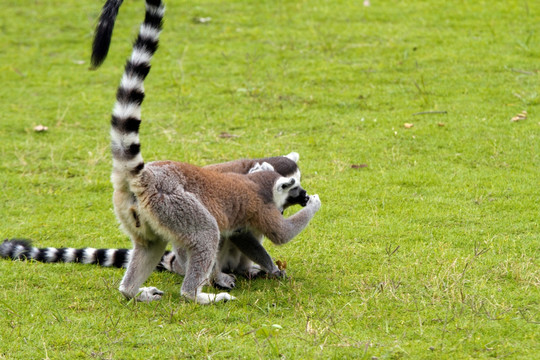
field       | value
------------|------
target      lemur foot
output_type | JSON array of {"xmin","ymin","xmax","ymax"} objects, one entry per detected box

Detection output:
[
  {"xmin": 194, "ymin": 292, "xmax": 236, "ymax": 305},
  {"xmin": 137, "ymin": 287, "xmax": 164, "ymax": 302},
  {"xmin": 241, "ymin": 265, "xmax": 286, "ymax": 280}
]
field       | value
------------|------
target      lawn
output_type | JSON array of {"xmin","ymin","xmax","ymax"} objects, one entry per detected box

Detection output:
[{"xmin": 1, "ymin": 0, "xmax": 539, "ymax": 358}]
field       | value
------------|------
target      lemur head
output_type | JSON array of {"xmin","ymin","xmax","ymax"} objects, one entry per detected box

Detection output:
[
  {"xmin": 257, "ymin": 152, "xmax": 301, "ymax": 184},
  {"xmin": 249, "ymin": 160, "xmax": 309, "ymax": 212}
]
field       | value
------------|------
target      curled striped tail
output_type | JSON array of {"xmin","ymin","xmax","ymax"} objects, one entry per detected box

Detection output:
[{"xmin": 110, "ymin": 0, "xmax": 164, "ymax": 180}]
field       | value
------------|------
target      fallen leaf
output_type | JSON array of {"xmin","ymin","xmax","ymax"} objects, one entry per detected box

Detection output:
[
  {"xmin": 351, "ymin": 164, "xmax": 368, "ymax": 169},
  {"xmin": 306, "ymin": 320, "xmax": 316, "ymax": 335},
  {"xmin": 218, "ymin": 132, "xmax": 238, "ymax": 138},
  {"xmin": 438, "ymin": 122, "xmax": 445, "ymax": 127},
  {"xmin": 34, "ymin": 125, "xmax": 48, "ymax": 132},
  {"xmin": 511, "ymin": 110, "xmax": 527, "ymax": 122},
  {"xmin": 276, "ymin": 260, "xmax": 287, "ymax": 271},
  {"xmin": 404, "ymin": 123, "xmax": 414, "ymax": 129}
]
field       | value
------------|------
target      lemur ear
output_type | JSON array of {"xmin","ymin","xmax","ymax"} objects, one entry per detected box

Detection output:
[
  {"xmin": 248, "ymin": 162, "xmax": 275, "ymax": 174},
  {"xmin": 284, "ymin": 152, "xmax": 299, "ymax": 163},
  {"xmin": 259, "ymin": 162, "xmax": 275, "ymax": 171}
]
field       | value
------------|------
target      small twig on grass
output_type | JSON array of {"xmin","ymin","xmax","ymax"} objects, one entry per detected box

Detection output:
[
  {"xmin": 459, "ymin": 261, "xmax": 469, "ymax": 281},
  {"xmin": 385, "ymin": 244, "xmax": 400, "ymax": 257},
  {"xmin": 518, "ymin": 308, "xmax": 540, "ymax": 324},
  {"xmin": 506, "ymin": 67, "xmax": 538, "ymax": 75},
  {"xmin": 474, "ymin": 241, "xmax": 490, "ymax": 257},
  {"xmin": 412, "ymin": 111, "xmax": 448, "ymax": 116}
]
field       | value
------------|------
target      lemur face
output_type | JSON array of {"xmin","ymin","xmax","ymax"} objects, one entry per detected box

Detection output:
[
  {"xmin": 284, "ymin": 184, "xmax": 309, "ymax": 208},
  {"xmin": 249, "ymin": 160, "xmax": 309, "ymax": 211},
  {"xmin": 273, "ymin": 177, "xmax": 309, "ymax": 211},
  {"xmin": 282, "ymin": 167, "xmax": 308, "ymax": 208}
]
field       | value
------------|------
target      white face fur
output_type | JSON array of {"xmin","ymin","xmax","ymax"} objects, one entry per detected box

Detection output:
[
  {"xmin": 248, "ymin": 161, "xmax": 301, "ymax": 182},
  {"xmin": 273, "ymin": 177, "xmax": 301, "ymax": 211}
]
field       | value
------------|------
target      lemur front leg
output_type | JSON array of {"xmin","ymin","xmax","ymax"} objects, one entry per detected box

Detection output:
[
  {"xmin": 266, "ymin": 195, "xmax": 321, "ymax": 245},
  {"xmin": 228, "ymin": 230, "xmax": 284, "ymax": 278}
]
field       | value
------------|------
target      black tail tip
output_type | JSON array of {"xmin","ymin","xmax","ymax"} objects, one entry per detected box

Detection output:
[{"xmin": 91, "ymin": 37, "xmax": 111, "ymax": 69}]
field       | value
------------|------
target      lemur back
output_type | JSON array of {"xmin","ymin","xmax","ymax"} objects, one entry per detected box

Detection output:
[{"xmin": 108, "ymin": 0, "xmax": 320, "ymax": 304}]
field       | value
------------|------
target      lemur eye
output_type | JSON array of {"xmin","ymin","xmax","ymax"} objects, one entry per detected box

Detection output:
[
  {"xmin": 279, "ymin": 178, "xmax": 296, "ymax": 190},
  {"xmin": 280, "ymin": 178, "xmax": 296, "ymax": 191}
]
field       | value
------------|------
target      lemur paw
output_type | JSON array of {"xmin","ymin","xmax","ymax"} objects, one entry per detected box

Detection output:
[
  {"xmin": 268, "ymin": 269, "xmax": 287, "ymax": 279},
  {"xmin": 194, "ymin": 292, "xmax": 236, "ymax": 305},
  {"xmin": 137, "ymin": 287, "xmax": 164, "ymax": 302},
  {"xmin": 243, "ymin": 266, "xmax": 264, "ymax": 279},
  {"xmin": 212, "ymin": 272, "xmax": 236, "ymax": 290},
  {"xmin": 307, "ymin": 194, "xmax": 321, "ymax": 211}
]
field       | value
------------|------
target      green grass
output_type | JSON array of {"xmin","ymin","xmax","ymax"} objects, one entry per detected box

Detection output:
[{"xmin": 1, "ymin": 0, "xmax": 539, "ymax": 358}]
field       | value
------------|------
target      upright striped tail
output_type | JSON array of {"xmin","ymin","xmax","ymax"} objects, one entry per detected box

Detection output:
[
  {"xmin": 91, "ymin": 0, "xmax": 124, "ymax": 68},
  {"xmin": 0, "ymin": 239, "xmax": 177, "ymax": 272},
  {"xmin": 110, "ymin": 0, "xmax": 164, "ymax": 179}
]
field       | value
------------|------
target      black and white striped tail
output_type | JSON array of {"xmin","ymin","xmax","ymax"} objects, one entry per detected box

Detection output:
[
  {"xmin": 110, "ymin": 0, "xmax": 164, "ymax": 178},
  {"xmin": 91, "ymin": 0, "xmax": 125, "ymax": 68},
  {"xmin": 0, "ymin": 239, "xmax": 176, "ymax": 272}
]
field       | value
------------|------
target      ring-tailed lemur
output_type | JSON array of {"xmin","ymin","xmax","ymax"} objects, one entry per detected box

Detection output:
[
  {"xmin": 103, "ymin": 0, "xmax": 320, "ymax": 304},
  {"xmin": 0, "ymin": 154, "xmax": 308, "ymax": 288},
  {"xmin": 89, "ymin": 0, "xmax": 311, "ymax": 289}
]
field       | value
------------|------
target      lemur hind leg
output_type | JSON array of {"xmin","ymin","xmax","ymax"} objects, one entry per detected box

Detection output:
[
  {"xmin": 213, "ymin": 272, "xmax": 237, "ymax": 290},
  {"xmin": 119, "ymin": 239, "xmax": 168, "ymax": 302},
  {"xmin": 147, "ymin": 189, "xmax": 235, "ymax": 304},
  {"xmin": 180, "ymin": 228, "xmax": 236, "ymax": 304}
]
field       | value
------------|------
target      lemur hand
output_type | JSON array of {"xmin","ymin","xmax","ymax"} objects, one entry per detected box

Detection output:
[{"xmin": 306, "ymin": 194, "xmax": 321, "ymax": 211}]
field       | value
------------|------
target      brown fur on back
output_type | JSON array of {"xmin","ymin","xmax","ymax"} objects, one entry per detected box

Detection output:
[{"xmin": 136, "ymin": 161, "xmax": 281, "ymax": 232}]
